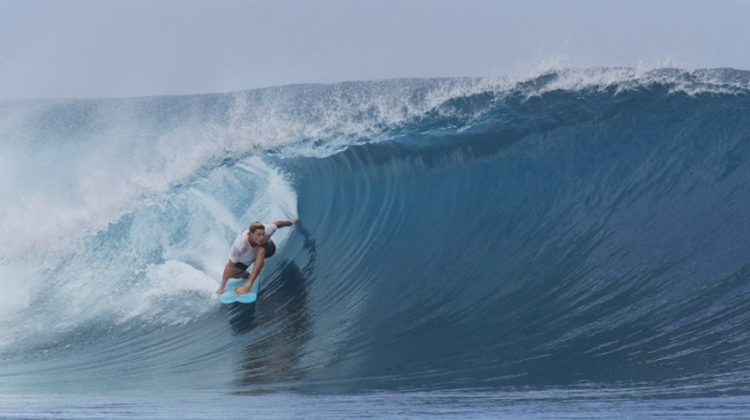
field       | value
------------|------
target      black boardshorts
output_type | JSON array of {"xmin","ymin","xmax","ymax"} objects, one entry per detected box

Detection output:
[{"xmin": 233, "ymin": 240, "xmax": 276, "ymax": 271}]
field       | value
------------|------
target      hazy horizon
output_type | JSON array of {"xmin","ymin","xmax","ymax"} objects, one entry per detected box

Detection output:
[{"xmin": 2, "ymin": 0, "xmax": 749, "ymax": 100}]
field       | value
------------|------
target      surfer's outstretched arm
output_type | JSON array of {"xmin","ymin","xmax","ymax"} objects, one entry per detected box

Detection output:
[{"xmin": 273, "ymin": 219, "xmax": 297, "ymax": 228}]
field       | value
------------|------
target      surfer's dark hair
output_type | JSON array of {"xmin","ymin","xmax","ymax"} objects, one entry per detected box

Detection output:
[{"xmin": 249, "ymin": 221, "xmax": 265, "ymax": 233}]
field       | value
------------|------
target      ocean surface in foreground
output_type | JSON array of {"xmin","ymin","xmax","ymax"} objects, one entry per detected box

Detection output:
[{"xmin": 2, "ymin": 390, "xmax": 749, "ymax": 419}]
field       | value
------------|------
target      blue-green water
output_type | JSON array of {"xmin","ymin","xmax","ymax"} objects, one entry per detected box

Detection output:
[{"xmin": 1, "ymin": 69, "xmax": 750, "ymax": 417}]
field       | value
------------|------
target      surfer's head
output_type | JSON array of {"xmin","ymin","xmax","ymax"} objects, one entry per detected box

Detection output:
[
  {"xmin": 249, "ymin": 222, "xmax": 265, "ymax": 233},
  {"xmin": 247, "ymin": 221, "xmax": 266, "ymax": 246}
]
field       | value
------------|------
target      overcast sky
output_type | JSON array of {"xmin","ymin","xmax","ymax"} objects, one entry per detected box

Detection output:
[{"xmin": 1, "ymin": 0, "xmax": 749, "ymax": 99}]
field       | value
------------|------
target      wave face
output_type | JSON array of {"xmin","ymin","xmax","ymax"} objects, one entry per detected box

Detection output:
[{"xmin": 1, "ymin": 68, "xmax": 750, "ymax": 396}]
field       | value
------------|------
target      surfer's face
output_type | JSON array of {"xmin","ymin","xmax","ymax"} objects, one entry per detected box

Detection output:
[{"xmin": 248, "ymin": 229, "xmax": 265, "ymax": 246}]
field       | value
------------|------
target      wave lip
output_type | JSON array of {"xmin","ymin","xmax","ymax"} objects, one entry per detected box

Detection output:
[{"xmin": 1, "ymin": 67, "xmax": 747, "ymax": 259}]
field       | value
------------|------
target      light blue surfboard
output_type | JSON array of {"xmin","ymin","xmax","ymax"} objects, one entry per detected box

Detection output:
[{"xmin": 218, "ymin": 278, "xmax": 259, "ymax": 304}]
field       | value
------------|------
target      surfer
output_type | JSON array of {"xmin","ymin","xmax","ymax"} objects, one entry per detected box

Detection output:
[{"xmin": 216, "ymin": 219, "xmax": 297, "ymax": 296}]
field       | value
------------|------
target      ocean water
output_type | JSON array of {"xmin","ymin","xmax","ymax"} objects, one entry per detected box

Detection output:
[{"xmin": 1, "ymin": 68, "xmax": 750, "ymax": 418}]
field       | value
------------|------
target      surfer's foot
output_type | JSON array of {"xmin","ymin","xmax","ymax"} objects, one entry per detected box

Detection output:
[
  {"xmin": 235, "ymin": 285, "xmax": 250, "ymax": 295},
  {"xmin": 215, "ymin": 288, "xmax": 225, "ymax": 295}
]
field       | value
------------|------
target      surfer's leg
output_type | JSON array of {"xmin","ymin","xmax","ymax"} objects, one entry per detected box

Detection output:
[
  {"xmin": 218, "ymin": 261, "xmax": 248, "ymax": 294},
  {"xmin": 236, "ymin": 249, "xmax": 267, "ymax": 295},
  {"xmin": 231, "ymin": 262, "xmax": 250, "ymax": 279}
]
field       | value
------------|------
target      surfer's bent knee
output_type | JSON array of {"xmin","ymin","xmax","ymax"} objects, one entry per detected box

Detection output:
[
  {"xmin": 262, "ymin": 240, "xmax": 276, "ymax": 258},
  {"xmin": 233, "ymin": 261, "xmax": 250, "ymax": 278}
]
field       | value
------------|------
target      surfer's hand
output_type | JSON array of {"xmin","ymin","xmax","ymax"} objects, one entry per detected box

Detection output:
[
  {"xmin": 290, "ymin": 218, "xmax": 298, "ymax": 225},
  {"xmin": 215, "ymin": 287, "xmax": 224, "ymax": 295}
]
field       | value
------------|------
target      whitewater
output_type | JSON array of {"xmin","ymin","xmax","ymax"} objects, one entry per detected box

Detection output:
[{"xmin": 1, "ymin": 68, "xmax": 750, "ymax": 418}]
